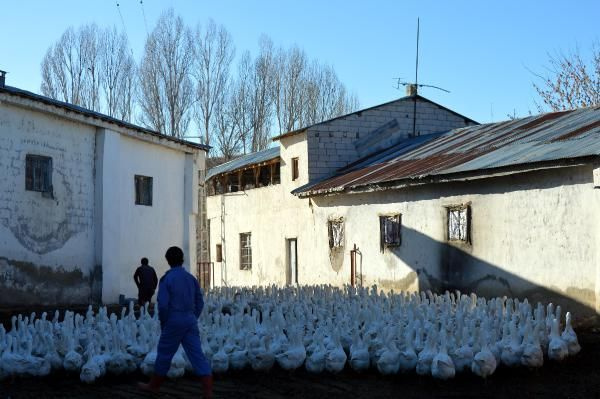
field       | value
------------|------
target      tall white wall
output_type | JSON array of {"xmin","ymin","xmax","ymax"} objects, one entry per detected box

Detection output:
[{"xmin": 0, "ymin": 103, "xmax": 97, "ymax": 306}]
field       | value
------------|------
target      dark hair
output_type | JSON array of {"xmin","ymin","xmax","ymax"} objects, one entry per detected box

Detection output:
[
  {"xmin": 141, "ymin": 257, "xmax": 149, "ymax": 265},
  {"xmin": 165, "ymin": 246, "xmax": 184, "ymax": 266}
]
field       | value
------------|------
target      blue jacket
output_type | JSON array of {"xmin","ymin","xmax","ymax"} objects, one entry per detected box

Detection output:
[{"xmin": 156, "ymin": 265, "xmax": 204, "ymax": 326}]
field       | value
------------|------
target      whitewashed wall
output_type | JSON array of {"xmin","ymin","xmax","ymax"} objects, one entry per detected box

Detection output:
[
  {"xmin": 209, "ymin": 160, "xmax": 600, "ymax": 319},
  {"xmin": 0, "ymin": 94, "xmax": 203, "ymax": 306},
  {"xmin": 0, "ymin": 103, "xmax": 97, "ymax": 305},
  {"xmin": 207, "ymin": 132, "xmax": 312, "ymax": 286}
]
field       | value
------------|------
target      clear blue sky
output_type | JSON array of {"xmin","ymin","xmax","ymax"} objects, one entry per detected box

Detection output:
[{"xmin": 2, "ymin": 0, "xmax": 599, "ymax": 124}]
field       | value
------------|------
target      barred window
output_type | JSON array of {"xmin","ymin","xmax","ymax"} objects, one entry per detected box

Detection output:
[
  {"xmin": 447, "ymin": 205, "xmax": 470, "ymax": 242},
  {"xmin": 380, "ymin": 214, "xmax": 401, "ymax": 250},
  {"xmin": 135, "ymin": 175, "xmax": 153, "ymax": 206},
  {"xmin": 328, "ymin": 219, "xmax": 344, "ymax": 248},
  {"xmin": 240, "ymin": 233, "xmax": 252, "ymax": 270},
  {"xmin": 25, "ymin": 154, "xmax": 52, "ymax": 196}
]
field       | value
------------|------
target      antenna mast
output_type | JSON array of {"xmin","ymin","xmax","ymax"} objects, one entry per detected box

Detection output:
[{"xmin": 412, "ymin": 18, "xmax": 420, "ymax": 137}]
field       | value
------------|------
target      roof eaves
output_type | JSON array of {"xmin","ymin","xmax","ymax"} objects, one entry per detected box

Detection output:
[
  {"xmin": 0, "ymin": 85, "xmax": 210, "ymax": 152},
  {"xmin": 296, "ymin": 155, "xmax": 598, "ymax": 198}
]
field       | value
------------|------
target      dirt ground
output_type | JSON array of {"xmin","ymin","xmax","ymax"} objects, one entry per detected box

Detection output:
[{"xmin": 1, "ymin": 329, "xmax": 599, "ymax": 399}]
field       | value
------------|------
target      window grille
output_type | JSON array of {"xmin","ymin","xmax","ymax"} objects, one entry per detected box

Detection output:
[
  {"xmin": 240, "ymin": 233, "xmax": 252, "ymax": 270},
  {"xmin": 380, "ymin": 214, "xmax": 401, "ymax": 250},
  {"xmin": 448, "ymin": 206, "xmax": 470, "ymax": 242},
  {"xmin": 25, "ymin": 154, "xmax": 52, "ymax": 196},
  {"xmin": 328, "ymin": 219, "xmax": 344, "ymax": 248}
]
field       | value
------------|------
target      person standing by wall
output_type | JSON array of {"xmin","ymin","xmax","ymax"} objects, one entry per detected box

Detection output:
[
  {"xmin": 133, "ymin": 257, "xmax": 158, "ymax": 307},
  {"xmin": 138, "ymin": 246, "xmax": 213, "ymax": 398}
]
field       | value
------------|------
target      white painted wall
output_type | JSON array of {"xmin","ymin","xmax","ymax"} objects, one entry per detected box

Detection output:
[
  {"xmin": 209, "ymin": 161, "xmax": 600, "ymax": 320},
  {"xmin": 0, "ymin": 103, "xmax": 96, "ymax": 305},
  {"xmin": 0, "ymin": 94, "xmax": 204, "ymax": 306}
]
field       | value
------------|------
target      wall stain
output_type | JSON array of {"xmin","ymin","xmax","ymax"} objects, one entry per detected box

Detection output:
[
  {"xmin": 0, "ymin": 257, "xmax": 101, "ymax": 306},
  {"xmin": 329, "ymin": 247, "xmax": 344, "ymax": 273},
  {"xmin": 378, "ymin": 271, "xmax": 418, "ymax": 292}
]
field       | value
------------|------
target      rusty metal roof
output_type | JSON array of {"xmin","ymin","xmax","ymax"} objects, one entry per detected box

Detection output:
[
  {"xmin": 295, "ymin": 106, "xmax": 600, "ymax": 197},
  {"xmin": 206, "ymin": 146, "xmax": 280, "ymax": 181}
]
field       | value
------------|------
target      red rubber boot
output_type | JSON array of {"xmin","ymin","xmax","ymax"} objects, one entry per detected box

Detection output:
[
  {"xmin": 199, "ymin": 375, "xmax": 213, "ymax": 398},
  {"xmin": 138, "ymin": 374, "xmax": 166, "ymax": 393}
]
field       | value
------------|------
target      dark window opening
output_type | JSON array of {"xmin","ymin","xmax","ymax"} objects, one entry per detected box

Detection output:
[
  {"xmin": 258, "ymin": 166, "xmax": 271, "ymax": 187},
  {"xmin": 25, "ymin": 154, "xmax": 53, "ymax": 196},
  {"xmin": 292, "ymin": 157, "xmax": 299, "ymax": 181},
  {"xmin": 447, "ymin": 205, "xmax": 470, "ymax": 243},
  {"xmin": 241, "ymin": 169, "xmax": 255, "ymax": 190},
  {"xmin": 272, "ymin": 161, "xmax": 281, "ymax": 184},
  {"xmin": 380, "ymin": 214, "xmax": 401, "ymax": 251},
  {"xmin": 240, "ymin": 232, "xmax": 252, "ymax": 270},
  {"xmin": 227, "ymin": 173, "xmax": 239, "ymax": 192},
  {"xmin": 135, "ymin": 175, "xmax": 153, "ymax": 206},
  {"xmin": 215, "ymin": 244, "xmax": 222, "ymax": 262}
]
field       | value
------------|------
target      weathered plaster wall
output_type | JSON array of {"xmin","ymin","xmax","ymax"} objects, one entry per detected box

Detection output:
[
  {"xmin": 311, "ymin": 165, "xmax": 599, "ymax": 319},
  {"xmin": 0, "ymin": 103, "xmax": 97, "ymax": 306},
  {"xmin": 209, "ymin": 160, "xmax": 599, "ymax": 320},
  {"xmin": 207, "ymin": 133, "xmax": 312, "ymax": 286}
]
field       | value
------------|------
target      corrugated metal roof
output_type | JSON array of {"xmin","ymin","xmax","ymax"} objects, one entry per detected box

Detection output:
[
  {"xmin": 295, "ymin": 106, "xmax": 600, "ymax": 197},
  {"xmin": 206, "ymin": 146, "xmax": 280, "ymax": 180},
  {"xmin": 0, "ymin": 85, "xmax": 210, "ymax": 152}
]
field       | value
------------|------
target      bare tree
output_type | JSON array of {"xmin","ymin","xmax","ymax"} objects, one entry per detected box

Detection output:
[
  {"xmin": 41, "ymin": 25, "xmax": 99, "ymax": 108},
  {"xmin": 193, "ymin": 19, "xmax": 235, "ymax": 146},
  {"xmin": 139, "ymin": 8, "xmax": 195, "ymax": 138},
  {"xmin": 212, "ymin": 84, "xmax": 245, "ymax": 159},
  {"xmin": 99, "ymin": 27, "xmax": 137, "ymax": 121},
  {"xmin": 41, "ymin": 24, "xmax": 137, "ymax": 119},
  {"xmin": 534, "ymin": 45, "xmax": 600, "ymax": 111}
]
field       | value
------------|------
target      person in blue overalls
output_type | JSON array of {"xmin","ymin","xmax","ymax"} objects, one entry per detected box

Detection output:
[{"xmin": 138, "ymin": 246, "xmax": 213, "ymax": 398}]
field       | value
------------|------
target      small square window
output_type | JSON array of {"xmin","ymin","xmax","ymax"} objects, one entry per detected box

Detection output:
[
  {"xmin": 328, "ymin": 219, "xmax": 344, "ymax": 248},
  {"xmin": 380, "ymin": 214, "xmax": 401, "ymax": 251},
  {"xmin": 135, "ymin": 175, "xmax": 153, "ymax": 206},
  {"xmin": 25, "ymin": 154, "xmax": 53, "ymax": 196},
  {"xmin": 240, "ymin": 232, "xmax": 252, "ymax": 270},
  {"xmin": 447, "ymin": 205, "xmax": 470, "ymax": 242},
  {"xmin": 291, "ymin": 157, "xmax": 299, "ymax": 181},
  {"xmin": 215, "ymin": 244, "xmax": 223, "ymax": 262}
]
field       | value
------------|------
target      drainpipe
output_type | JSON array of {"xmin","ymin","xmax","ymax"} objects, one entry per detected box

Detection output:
[{"xmin": 350, "ymin": 244, "xmax": 359, "ymax": 287}]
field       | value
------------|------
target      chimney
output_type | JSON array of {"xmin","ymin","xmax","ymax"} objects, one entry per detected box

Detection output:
[
  {"xmin": 0, "ymin": 70, "xmax": 6, "ymax": 87},
  {"xmin": 406, "ymin": 83, "xmax": 417, "ymax": 97}
]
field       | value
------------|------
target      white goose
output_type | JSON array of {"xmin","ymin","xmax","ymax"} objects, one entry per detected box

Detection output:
[
  {"xmin": 431, "ymin": 330, "xmax": 455, "ymax": 380},
  {"xmin": 561, "ymin": 312, "xmax": 580, "ymax": 356},
  {"xmin": 547, "ymin": 318, "xmax": 568, "ymax": 362}
]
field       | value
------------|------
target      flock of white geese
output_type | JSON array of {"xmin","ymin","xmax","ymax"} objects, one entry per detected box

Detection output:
[{"xmin": 0, "ymin": 285, "xmax": 581, "ymax": 383}]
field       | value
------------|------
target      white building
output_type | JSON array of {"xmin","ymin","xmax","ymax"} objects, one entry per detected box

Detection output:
[
  {"xmin": 0, "ymin": 83, "xmax": 208, "ymax": 306},
  {"xmin": 205, "ymin": 94, "xmax": 475, "ymax": 285},
  {"xmin": 206, "ymin": 93, "xmax": 600, "ymax": 321}
]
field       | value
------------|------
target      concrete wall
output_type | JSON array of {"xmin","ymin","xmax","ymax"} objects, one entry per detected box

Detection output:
[
  {"xmin": 0, "ymin": 97, "xmax": 203, "ymax": 306},
  {"xmin": 209, "ymin": 161, "xmax": 600, "ymax": 320},
  {"xmin": 307, "ymin": 98, "xmax": 475, "ymax": 181},
  {"xmin": 207, "ymin": 132, "xmax": 312, "ymax": 286},
  {"xmin": 0, "ymin": 103, "xmax": 97, "ymax": 306}
]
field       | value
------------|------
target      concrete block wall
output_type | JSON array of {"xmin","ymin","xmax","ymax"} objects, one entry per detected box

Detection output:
[{"xmin": 307, "ymin": 98, "xmax": 476, "ymax": 182}]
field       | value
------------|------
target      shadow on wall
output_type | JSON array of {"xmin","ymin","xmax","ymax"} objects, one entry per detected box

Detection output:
[
  {"xmin": 378, "ymin": 225, "xmax": 598, "ymax": 326},
  {"xmin": 313, "ymin": 166, "xmax": 599, "ymax": 326}
]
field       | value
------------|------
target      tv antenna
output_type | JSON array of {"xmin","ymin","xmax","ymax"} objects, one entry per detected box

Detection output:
[{"xmin": 394, "ymin": 18, "xmax": 449, "ymax": 137}]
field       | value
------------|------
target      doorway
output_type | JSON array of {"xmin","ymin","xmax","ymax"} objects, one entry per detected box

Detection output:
[{"xmin": 287, "ymin": 238, "xmax": 298, "ymax": 285}]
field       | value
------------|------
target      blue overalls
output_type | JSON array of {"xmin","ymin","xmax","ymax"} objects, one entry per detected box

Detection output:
[{"xmin": 154, "ymin": 265, "xmax": 212, "ymax": 377}]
